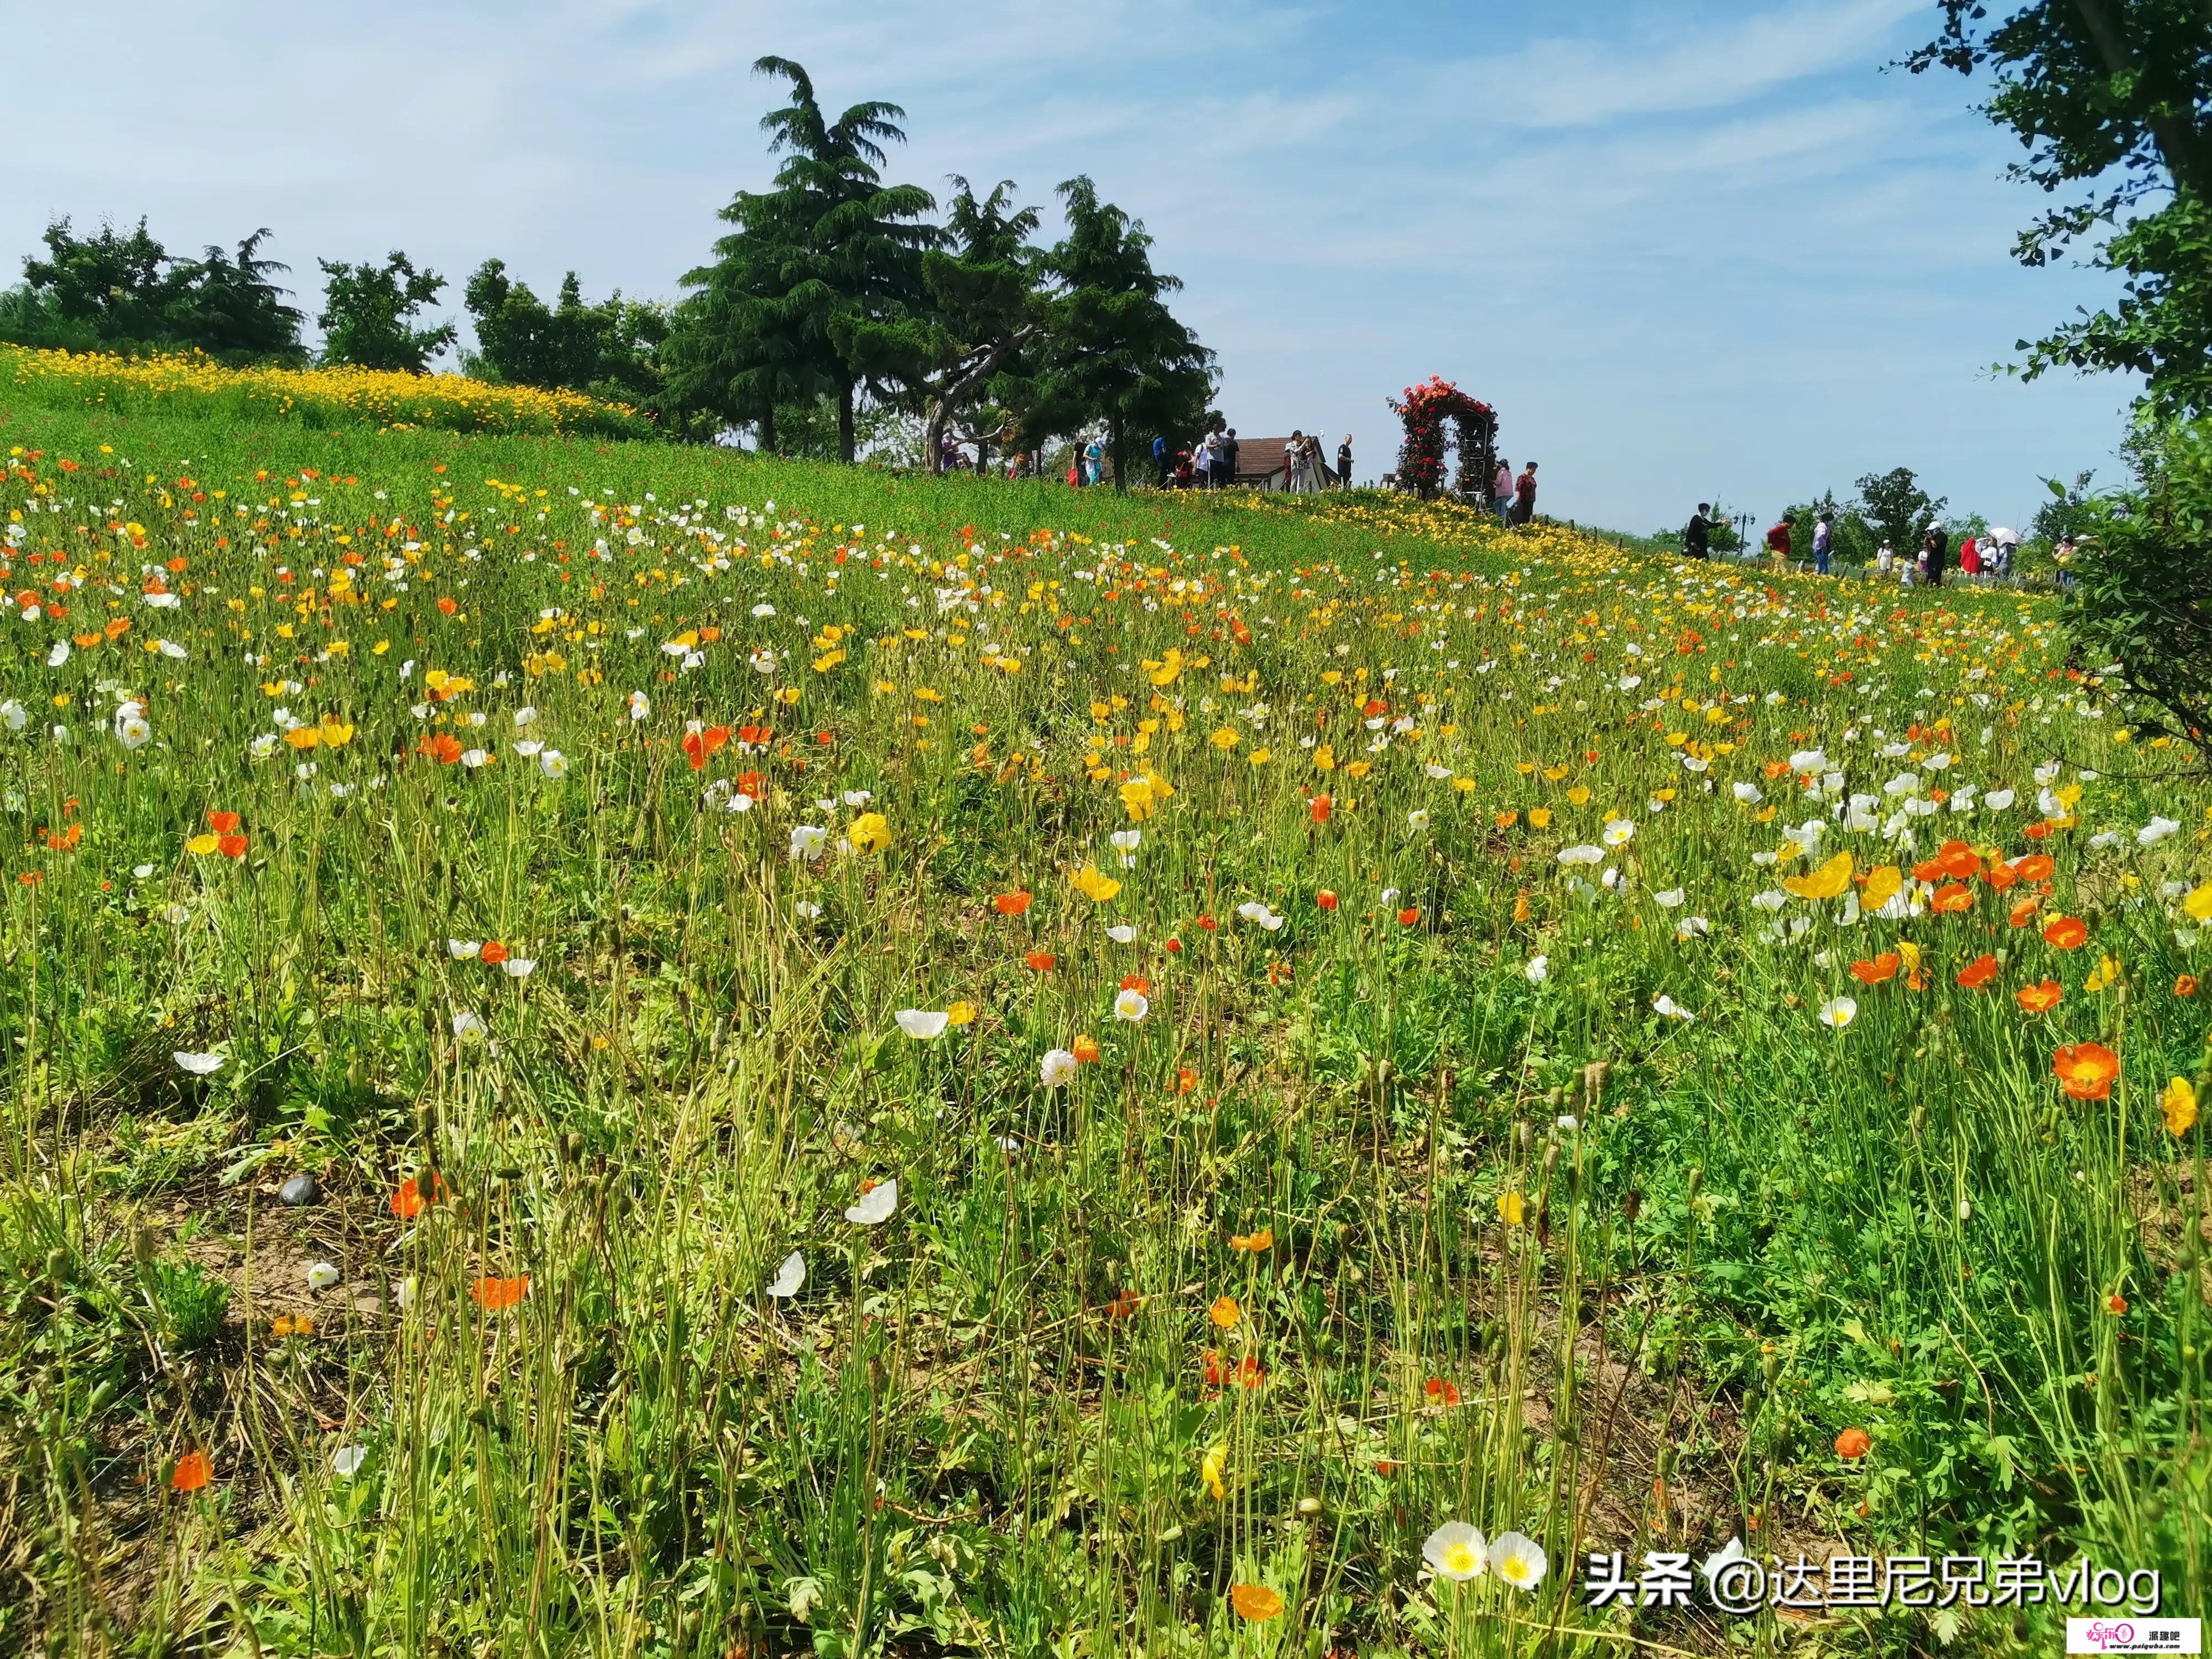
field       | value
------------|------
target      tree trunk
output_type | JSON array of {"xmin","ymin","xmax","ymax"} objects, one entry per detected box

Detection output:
[
  {"xmin": 838, "ymin": 382, "xmax": 857, "ymax": 465},
  {"xmin": 759, "ymin": 401, "xmax": 777, "ymax": 455},
  {"xmin": 1110, "ymin": 411, "xmax": 1125, "ymax": 494},
  {"xmin": 923, "ymin": 326, "xmax": 1036, "ymax": 480}
]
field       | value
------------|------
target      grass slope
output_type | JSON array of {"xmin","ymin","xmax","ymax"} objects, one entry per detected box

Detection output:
[{"xmin": 0, "ymin": 398, "xmax": 2208, "ymax": 1657}]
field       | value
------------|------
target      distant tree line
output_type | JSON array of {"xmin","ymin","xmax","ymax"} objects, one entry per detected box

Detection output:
[{"xmin": 0, "ymin": 57, "xmax": 1215, "ymax": 486}]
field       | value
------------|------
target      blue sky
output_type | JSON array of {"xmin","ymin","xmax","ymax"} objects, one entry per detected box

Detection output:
[{"xmin": 2, "ymin": 0, "xmax": 2138, "ymax": 533}]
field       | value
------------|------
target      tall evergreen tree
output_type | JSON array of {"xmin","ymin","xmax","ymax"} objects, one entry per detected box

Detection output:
[
  {"xmin": 1032, "ymin": 177, "xmax": 1214, "ymax": 491},
  {"xmin": 668, "ymin": 57, "xmax": 934, "ymax": 460},
  {"xmin": 7, "ymin": 218, "xmax": 302, "ymax": 361},
  {"xmin": 463, "ymin": 260, "xmax": 667, "ymax": 406}
]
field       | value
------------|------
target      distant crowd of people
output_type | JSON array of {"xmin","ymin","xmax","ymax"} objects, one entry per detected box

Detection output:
[{"xmin": 1680, "ymin": 503, "xmax": 2032, "ymax": 584}]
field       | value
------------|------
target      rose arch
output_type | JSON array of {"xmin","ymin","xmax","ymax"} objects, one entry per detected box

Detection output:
[{"xmin": 1389, "ymin": 375, "xmax": 1499, "ymax": 501}]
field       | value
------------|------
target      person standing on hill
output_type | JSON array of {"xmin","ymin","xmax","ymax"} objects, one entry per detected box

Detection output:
[
  {"xmin": 1922, "ymin": 522, "xmax": 1949, "ymax": 587},
  {"xmin": 1765, "ymin": 514, "xmax": 1793, "ymax": 568},
  {"xmin": 1222, "ymin": 429, "xmax": 1240, "ymax": 488},
  {"xmin": 1512, "ymin": 461, "xmax": 1538, "ymax": 525},
  {"xmin": 1813, "ymin": 508, "xmax": 1833, "ymax": 576},
  {"xmin": 1494, "ymin": 459, "xmax": 1515, "ymax": 524},
  {"xmin": 1287, "ymin": 430, "xmax": 1310, "ymax": 492},
  {"xmin": 1684, "ymin": 503, "xmax": 1714, "ymax": 559},
  {"xmin": 1152, "ymin": 432, "xmax": 1168, "ymax": 488},
  {"xmin": 1337, "ymin": 434, "xmax": 1353, "ymax": 488}
]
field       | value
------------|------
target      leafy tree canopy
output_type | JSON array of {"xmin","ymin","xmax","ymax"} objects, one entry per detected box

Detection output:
[
  {"xmin": 462, "ymin": 261, "xmax": 667, "ymax": 407},
  {"xmin": 4, "ymin": 217, "xmax": 302, "ymax": 362},
  {"xmin": 317, "ymin": 252, "xmax": 456, "ymax": 374}
]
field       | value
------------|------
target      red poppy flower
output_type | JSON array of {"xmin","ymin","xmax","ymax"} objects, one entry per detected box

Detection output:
[
  {"xmin": 1423, "ymin": 1377, "xmax": 1462, "ymax": 1406},
  {"xmin": 2043, "ymin": 916, "xmax": 2089, "ymax": 951},
  {"xmin": 1835, "ymin": 1427, "xmax": 1871, "ymax": 1459},
  {"xmin": 734, "ymin": 771, "xmax": 765, "ymax": 799},
  {"xmin": 1849, "ymin": 953, "xmax": 1900, "ymax": 985},
  {"xmin": 1119, "ymin": 974, "xmax": 1151, "ymax": 995},
  {"xmin": 480, "ymin": 941, "xmax": 509, "ymax": 966},
  {"xmin": 391, "ymin": 1172, "xmax": 446, "ymax": 1218},
  {"xmin": 1196, "ymin": 914, "xmax": 1217, "ymax": 932},
  {"xmin": 1025, "ymin": 950, "xmax": 1055, "ymax": 973},
  {"xmin": 1396, "ymin": 906, "xmax": 1421, "ymax": 927},
  {"xmin": 1316, "ymin": 889, "xmax": 1338, "ymax": 910},
  {"xmin": 994, "ymin": 890, "xmax": 1033, "ymax": 917},
  {"xmin": 206, "ymin": 811, "xmax": 241, "ymax": 833},
  {"xmin": 216, "ymin": 834, "xmax": 248, "ymax": 859},
  {"xmin": 170, "ymin": 1449, "xmax": 212, "ymax": 1491},
  {"xmin": 1955, "ymin": 954, "xmax": 1999, "ymax": 989},
  {"xmin": 682, "ymin": 724, "xmax": 731, "ymax": 770},
  {"xmin": 471, "ymin": 1274, "xmax": 530, "ymax": 1310},
  {"xmin": 737, "ymin": 724, "xmax": 772, "ymax": 746},
  {"xmin": 1308, "ymin": 795, "xmax": 1332, "ymax": 824},
  {"xmin": 1929, "ymin": 882, "xmax": 1974, "ymax": 915}
]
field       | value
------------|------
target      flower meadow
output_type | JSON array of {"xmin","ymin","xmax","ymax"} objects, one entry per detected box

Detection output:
[{"xmin": 1, "ymin": 404, "xmax": 2209, "ymax": 1657}]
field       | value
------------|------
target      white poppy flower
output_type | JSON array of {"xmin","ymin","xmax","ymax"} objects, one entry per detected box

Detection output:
[
  {"xmin": 539, "ymin": 750, "xmax": 568, "ymax": 780},
  {"xmin": 1556, "ymin": 844, "xmax": 1604, "ymax": 866},
  {"xmin": 1984, "ymin": 788, "xmax": 2016, "ymax": 810},
  {"xmin": 174, "ymin": 1051, "xmax": 226, "ymax": 1076},
  {"xmin": 2139, "ymin": 816, "xmax": 2182, "ymax": 846},
  {"xmin": 46, "ymin": 640, "xmax": 70, "ymax": 667},
  {"xmin": 513, "ymin": 739, "xmax": 544, "ymax": 758},
  {"xmin": 1105, "ymin": 924, "xmax": 1138, "ymax": 944},
  {"xmin": 1236, "ymin": 901, "xmax": 1286, "ymax": 931},
  {"xmin": 895, "ymin": 1009, "xmax": 950, "ymax": 1040},
  {"xmin": 766, "ymin": 1251, "xmax": 805, "ymax": 1300},
  {"xmin": 451, "ymin": 1011, "xmax": 486, "ymax": 1041},
  {"xmin": 1653, "ymin": 888, "xmax": 1686, "ymax": 909},
  {"xmin": 1702, "ymin": 1536, "xmax": 1748, "ymax": 1587},
  {"xmin": 1422, "ymin": 1521, "xmax": 1488, "ymax": 1582},
  {"xmin": 1490, "ymin": 1531, "xmax": 1547, "ymax": 1590},
  {"xmin": 845, "ymin": 1180, "xmax": 898, "ymax": 1225},
  {"xmin": 1040, "ymin": 1048, "xmax": 1079, "ymax": 1088},
  {"xmin": 1524, "ymin": 956, "xmax": 1548, "ymax": 983},
  {"xmin": 1818, "ymin": 996, "xmax": 1858, "ymax": 1029},
  {"xmin": 331, "ymin": 1444, "xmax": 367, "ymax": 1478},
  {"xmin": 789, "ymin": 825, "xmax": 828, "ymax": 862},
  {"xmin": 132, "ymin": 863, "xmax": 155, "ymax": 879},
  {"xmin": 305, "ymin": 1261, "xmax": 341, "ymax": 1291},
  {"xmin": 1731, "ymin": 781, "xmax": 1762, "ymax": 804},
  {"xmin": 1603, "ymin": 818, "xmax": 1635, "ymax": 846},
  {"xmin": 1114, "ymin": 989, "xmax": 1149, "ymax": 1022},
  {"xmin": 0, "ymin": 700, "xmax": 27, "ymax": 732},
  {"xmin": 1676, "ymin": 916, "xmax": 1710, "ymax": 940},
  {"xmin": 842, "ymin": 790, "xmax": 873, "ymax": 807},
  {"xmin": 627, "ymin": 691, "xmax": 650, "ymax": 721},
  {"xmin": 1407, "ymin": 808, "xmax": 1430, "ymax": 831},
  {"xmin": 503, "ymin": 958, "xmax": 536, "ymax": 978},
  {"xmin": 1653, "ymin": 995, "xmax": 1695, "ymax": 1021}
]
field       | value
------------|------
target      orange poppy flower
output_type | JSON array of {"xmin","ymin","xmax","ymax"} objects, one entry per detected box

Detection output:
[
  {"xmin": 1316, "ymin": 889, "xmax": 1338, "ymax": 910},
  {"xmin": 1849, "ymin": 953, "xmax": 1901, "ymax": 985},
  {"xmin": 1072, "ymin": 1035, "xmax": 1100, "ymax": 1063},
  {"xmin": 2179, "ymin": 975, "xmax": 2200, "ymax": 998},
  {"xmin": 422, "ymin": 732, "xmax": 465, "ymax": 765},
  {"xmin": 2024, "ymin": 820, "xmax": 2055, "ymax": 841},
  {"xmin": 1164, "ymin": 936, "xmax": 1184, "ymax": 953},
  {"xmin": 734, "ymin": 771, "xmax": 765, "ymax": 799},
  {"xmin": 1956, "ymin": 954, "xmax": 1999, "ymax": 989},
  {"xmin": 1230, "ymin": 1584, "xmax": 1284, "ymax": 1622},
  {"xmin": 1204, "ymin": 1352, "xmax": 1265, "ymax": 1389},
  {"xmin": 2016, "ymin": 979, "xmax": 2063, "ymax": 1014},
  {"xmin": 2008, "ymin": 896, "xmax": 2042, "ymax": 928},
  {"xmin": 681, "ymin": 724, "xmax": 731, "ymax": 770},
  {"xmin": 1935, "ymin": 841, "xmax": 1981, "ymax": 879},
  {"xmin": 2107, "ymin": 1292, "xmax": 2129, "ymax": 1316},
  {"xmin": 480, "ymin": 941, "xmax": 509, "ymax": 966},
  {"xmin": 170, "ymin": 1449, "xmax": 212, "ymax": 1492},
  {"xmin": 1308, "ymin": 795, "xmax": 1332, "ymax": 824},
  {"xmin": 2054, "ymin": 1041, "xmax": 2120, "ymax": 1099},
  {"xmin": 1196, "ymin": 914, "xmax": 1218, "ymax": 931},
  {"xmin": 437, "ymin": 595, "xmax": 459, "ymax": 616},
  {"xmin": 1396, "ymin": 906, "xmax": 1421, "ymax": 927},
  {"xmin": 737, "ymin": 723, "xmax": 772, "ymax": 746},
  {"xmin": 471, "ymin": 1274, "xmax": 531, "ymax": 1311},
  {"xmin": 1230, "ymin": 1228, "xmax": 1274, "ymax": 1253},
  {"xmin": 1103, "ymin": 1288, "xmax": 1139, "ymax": 1319},
  {"xmin": 1983, "ymin": 861, "xmax": 2018, "ymax": 891},
  {"xmin": 1175, "ymin": 1067, "xmax": 1198, "ymax": 1093},
  {"xmin": 2016, "ymin": 854, "xmax": 2055, "ymax": 883},
  {"xmin": 2043, "ymin": 916, "xmax": 2088, "ymax": 951},
  {"xmin": 1423, "ymin": 1376, "xmax": 1463, "ymax": 1406},
  {"xmin": 207, "ymin": 811, "xmax": 241, "ymax": 833},
  {"xmin": 994, "ymin": 890, "xmax": 1032, "ymax": 917},
  {"xmin": 1929, "ymin": 882, "xmax": 1974, "ymax": 915},
  {"xmin": 1025, "ymin": 950, "xmax": 1055, "ymax": 973},
  {"xmin": 1834, "ymin": 1427, "xmax": 1871, "ymax": 1459},
  {"xmin": 1119, "ymin": 974, "xmax": 1151, "ymax": 995},
  {"xmin": 390, "ymin": 1172, "xmax": 445, "ymax": 1218},
  {"xmin": 1208, "ymin": 1295, "xmax": 1241, "ymax": 1328}
]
